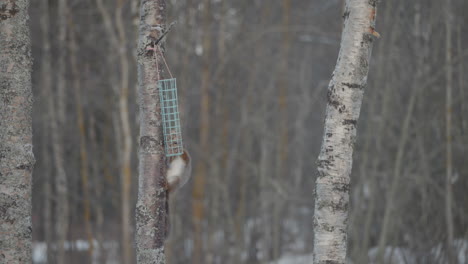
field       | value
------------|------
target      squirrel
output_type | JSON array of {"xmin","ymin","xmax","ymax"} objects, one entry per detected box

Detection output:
[
  {"xmin": 165, "ymin": 149, "xmax": 192, "ymax": 240},
  {"xmin": 167, "ymin": 150, "xmax": 192, "ymax": 193}
]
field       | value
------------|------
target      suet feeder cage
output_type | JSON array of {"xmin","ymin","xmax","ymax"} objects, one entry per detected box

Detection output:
[{"xmin": 158, "ymin": 78, "xmax": 184, "ymax": 157}]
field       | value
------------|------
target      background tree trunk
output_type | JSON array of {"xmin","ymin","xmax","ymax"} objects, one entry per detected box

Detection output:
[
  {"xmin": 39, "ymin": 0, "xmax": 53, "ymax": 261},
  {"xmin": 135, "ymin": 0, "xmax": 168, "ymax": 263},
  {"xmin": 192, "ymin": 0, "xmax": 212, "ymax": 263},
  {"xmin": 0, "ymin": 0, "xmax": 35, "ymax": 263},
  {"xmin": 444, "ymin": 0, "xmax": 455, "ymax": 262},
  {"xmin": 313, "ymin": 0, "xmax": 378, "ymax": 263},
  {"xmin": 54, "ymin": 0, "xmax": 70, "ymax": 262},
  {"xmin": 69, "ymin": 21, "xmax": 94, "ymax": 261},
  {"xmin": 116, "ymin": 1, "xmax": 134, "ymax": 262},
  {"xmin": 94, "ymin": 1, "xmax": 135, "ymax": 261}
]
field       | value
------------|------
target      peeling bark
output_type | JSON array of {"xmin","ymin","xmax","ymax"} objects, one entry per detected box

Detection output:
[
  {"xmin": 135, "ymin": 0, "xmax": 168, "ymax": 263},
  {"xmin": 313, "ymin": 0, "xmax": 379, "ymax": 263},
  {"xmin": 0, "ymin": 0, "xmax": 35, "ymax": 263}
]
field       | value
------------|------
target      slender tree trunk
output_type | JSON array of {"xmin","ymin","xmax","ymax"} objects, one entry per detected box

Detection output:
[
  {"xmin": 444, "ymin": 1, "xmax": 454, "ymax": 262},
  {"xmin": 0, "ymin": 1, "xmax": 35, "ymax": 263},
  {"xmin": 458, "ymin": 25, "xmax": 467, "ymax": 144},
  {"xmin": 375, "ymin": 1, "xmax": 428, "ymax": 260},
  {"xmin": 115, "ymin": 1, "xmax": 134, "ymax": 262},
  {"xmin": 88, "ymin": 114, "xmax": 106, "ymax": 264},
  {"xmin": 39, "ymin": 0, "xmax": 53, "ymax": 261},
  {"xmin": 135, "ymin": 0, "xmax": 168, "ymax": 263},
  {"xmin": 353, "ymin": 1, "xmax": 400, "ymax": 261},
  {"xmin": 192, "ymin": 0, "xmax": 212, "ymax": 263},
  {"xmin": 273, "ymin": 1, "xmax": 291, "ymax": 259},
  {"xmin": 206, "ymin": 2, "xmax": 227, "ymax": 262},
  {"xmin": 54, "ymin": 0, "xmax": 70, "ymax": 262},
  {"xmin": 313, "ymin": 0, "xmax": 379, "ymax": 263},
  {"xmin": 95, "ymin": 1, "xmax": 134, "ymax": 261},
  {"xmin": 69, "ymin": 21, "xmax": 94, "ymax": 260}
]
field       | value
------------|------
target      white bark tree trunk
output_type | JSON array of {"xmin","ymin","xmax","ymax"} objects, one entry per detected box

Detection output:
[
  {"xmin": 135, "ymin": 0, "xmax": 168, "ymax": 263},
  {"xmin": 0, "ymin": 0, "xmax": 35, "ymax": 263},
  {"xmin": 313, "ymin": 0, "xmax": 379, "ymax": 263}
]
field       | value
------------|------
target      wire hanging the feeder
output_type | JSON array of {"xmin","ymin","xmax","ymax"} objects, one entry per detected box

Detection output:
[{"xmin": 154, "ymin": 45, "xmax": 184, "ymax": 157}]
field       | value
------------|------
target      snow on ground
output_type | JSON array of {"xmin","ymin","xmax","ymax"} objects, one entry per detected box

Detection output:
[
  {"xmin": 34, "ymin": 239, "xmax": 468, "ymax": 264},
  {"xmin": 368, "ymin": 239, "xmax": 468, "ymax": 264},
  {"xmin": 268, "ymin": 253, "xmax": 313, "ymax": 264},
  {"xmin": 270, "ymin": 240, "xmax": 468, "ymax": 264},
  {"xmin": 268, "ymin": 253, "xmax": 355, "ymax": 264},
  {"xmin": 33, "ymin": 240, "xmax": 119, "ymax": 264}
]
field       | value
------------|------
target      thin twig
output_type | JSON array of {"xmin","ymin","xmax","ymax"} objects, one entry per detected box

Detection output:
[{"xmin": 154, "ymin": 21, "xmax": 177, "ymax": 46}]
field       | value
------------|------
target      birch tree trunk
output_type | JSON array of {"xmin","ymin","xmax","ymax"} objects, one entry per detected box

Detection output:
[
  {"xmin": 135, "ymin": 0, "xmax": 168, "ymax": 263},
  {"xmin": 313, "ymin": 0, "xmax": 379, "ymax": 263},
  {"xmin": 0, "ymin": 0, "xmax": 35, "ymax": 263}
]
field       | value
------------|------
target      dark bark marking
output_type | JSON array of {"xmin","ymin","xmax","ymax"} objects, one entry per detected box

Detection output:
[
  {"xmin": 140, "ymin": 136, "xmax": 160, "ymax": 151},
  {"xmin": 338, "ymin": 105, "xmax": 346, "ymax": 113},
  {"xmin": 0, "ymin": 0, "xmax": 19, "ymax": 21},
  {"xmin": 342, "ymin": 119, "xmax": 357, "ymax": 126},
  {"xmin": 1, "ymin": 90, "xmax": 18, "ymax": 105},
  {"xmin": 342, "ymin": 82, "xmax": 363, "ymax": 89},
  {"xmin": 317, "ymin": 159, "xmax": 332, "ymax": 174},
  {"xmin": 15, "ymin": 163, "xmax": 33, "ymax": 171},
  {"xmin": 330, "ymin": 197, "xmax": 348, "ymax": 212},
  {"xmin": 363, "ymin": 33, "xmax": 374, "ymax": 45},
  {"xmin": 358, "ymin": 56, "xmax": 369, "ymax": 76},
  {"xmin": 333, "ymin": 183, "xmax": 350, "ymax": 193},
  {"xmin": 0, "ymin": 196, "xmax": 17, "ymax": 224},
  {"xmin": 327, "ymin": 90, "xmax": 341, "ymax": 109},
  {"xmin": 342, "ymin": 10, "xmax": 350, "ymax": 20},
  {"xmin": 316, "ymin": 197, "xmax": 348, "ymax": 212},
  {"xmin": 317, "ymin": 260, "xmax": 342, "ymax": 264},
  {"xmin": 368, "ymin": 0, "xmax": 378, "ymax": 7},
  {"xmin": 321, "ymin": 223, "xmax": 335, "ymax": 232},
  {"xmin": 135, "ymin": 204, "xmax": 152, "ymax": 225}
]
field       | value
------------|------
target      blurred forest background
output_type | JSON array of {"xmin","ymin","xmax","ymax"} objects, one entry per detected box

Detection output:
[{"xmin": 29, "ymin": 0, "xmax": 468, "ymax": 263}]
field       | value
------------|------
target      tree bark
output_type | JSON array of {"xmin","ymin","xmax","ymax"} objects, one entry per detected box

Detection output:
[
  {"xmin": 135, "ymin": 0, "xmax": 168, "ymax": 263},
  {"xmin": 0, "ymin": 0, "xmax": 35, "ymax": 263},
  {"xmin": 313, "ymin": 0, "xmax": 378, "ymax": 263}
]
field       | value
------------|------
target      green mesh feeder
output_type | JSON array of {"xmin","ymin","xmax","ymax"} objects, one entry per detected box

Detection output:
[{"xmin": 158, "ymin": 78, "xmax": 184, "ymax": 157}]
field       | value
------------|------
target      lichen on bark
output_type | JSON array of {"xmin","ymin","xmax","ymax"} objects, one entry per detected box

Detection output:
[
  {"xmin": 0, "ymin": 0, "xmax": 35, "ymax": 263},
  {"xmin": 135, "ymin": 0, "xmax": 168, "ymax": 263}
]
